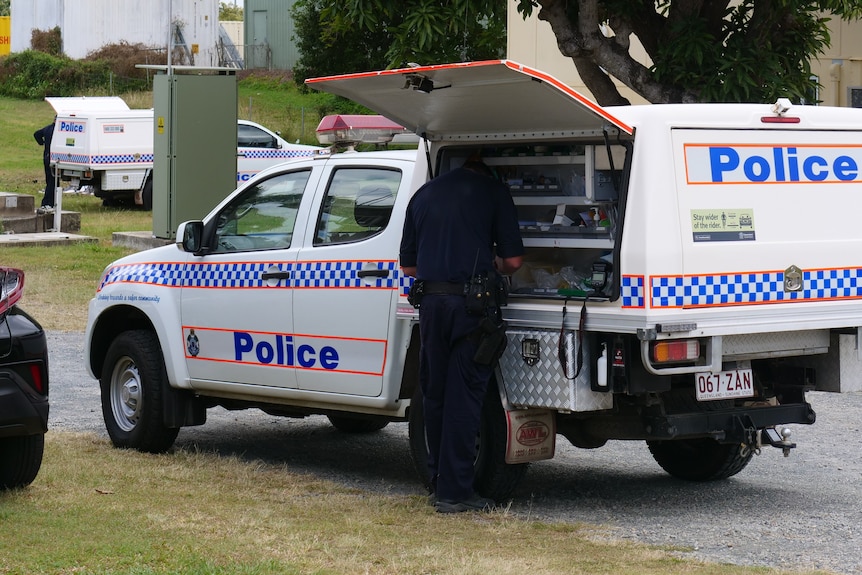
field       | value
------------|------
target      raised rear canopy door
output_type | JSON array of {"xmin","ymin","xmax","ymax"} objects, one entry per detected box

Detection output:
[{"xmin": 306, "ymin": 60, "xmax": 631, "ymax": 141}]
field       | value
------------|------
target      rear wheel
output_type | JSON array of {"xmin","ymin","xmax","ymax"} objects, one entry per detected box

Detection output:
[
  {"xmin": 0, "ymin": 434, "xmax": 44, "ymax": 489},
  {"xmin": 327, "ymin": 414, "xmax": 389, "ymax": 433},
  {"xmin": 647, "ymin": 438, "xmax": 753, "ymax": 481},
  {"xmin": 141, "ymin": 178, "xmax": 153, "ymax": 211},
  {"xmin": 101, "ymin": 330, "xmax": 179, "ymax": 453},
  {"xmin": 408, "ymin": 381, "xmax": 528, "ymax": 502}
]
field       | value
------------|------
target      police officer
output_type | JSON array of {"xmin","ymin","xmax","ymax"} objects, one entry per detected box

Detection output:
[
  {"xmin": 33, "ymin": 118, "xmax": 56, "ymax": 213},
  {"xmin": 400, "ymin": 156, "xmax": 523, "ymax": 513}
]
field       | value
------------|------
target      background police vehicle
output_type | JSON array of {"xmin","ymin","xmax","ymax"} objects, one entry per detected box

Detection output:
[
  {"xmin": 47, "ymin": 97, "xmax": 320, "ymax": 210},
  {"xmin": 85, "ymin": 61, "xmax": 862, "ymax": 500}
]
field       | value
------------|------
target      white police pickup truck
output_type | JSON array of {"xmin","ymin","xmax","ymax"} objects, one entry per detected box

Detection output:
[
  {"xmin": 86, "ymin": 60, "xmax": 862, "ymax": 500},
  {"xmin": 47, "ymin": 96, "xmax": 321, "ymax": 210}
]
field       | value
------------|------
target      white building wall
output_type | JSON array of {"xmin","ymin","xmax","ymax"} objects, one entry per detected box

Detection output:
[
  {"xmin": 10, "ymin": 0, "xmax": 63, "ymax": 54},
  {"xmin": 11, "ymin": 0, "xmax": 219, "ymax": 64}
]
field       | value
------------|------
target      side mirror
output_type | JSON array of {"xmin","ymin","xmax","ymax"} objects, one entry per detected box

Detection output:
[{"xmin": 176, "ymin": 221, "xmax": 205, "ymax": 254}]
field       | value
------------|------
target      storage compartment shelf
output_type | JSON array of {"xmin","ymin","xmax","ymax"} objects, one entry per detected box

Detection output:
[
  {"xmin": 485, "ymin": 155, "xmax": 585, "ymax": 166},
  {"xmin": 522, "ymin": 237, "xmax": 613, "ymax": 249},
  {"xmin": 513, "ymin": 196, "xmax": 596, "ymax": 205}
]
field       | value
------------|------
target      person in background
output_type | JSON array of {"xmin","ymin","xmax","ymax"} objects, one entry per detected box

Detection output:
[
  {"xmin": 33, "ymin": 118, "xmax": 56, "ymax": 214},
  {"xmin": 399, "ymin": 155, "xmax": 523, "ymax": 513}
]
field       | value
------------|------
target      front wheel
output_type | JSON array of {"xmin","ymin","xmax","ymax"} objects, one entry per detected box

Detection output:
[
  {"xmin": 101, "ymin": 330, "xmax": 179, "ymax": 453},
  {"xmin": 408, "ymin": 381, "xmax": 528, "ymax": 502},
  {"xmin": 0, "ymin": 434, "xmax": 44, "ymax": 489},
  {"xmin": 647, "ymin": 438, "xmax": 753, "ymax": 481}
]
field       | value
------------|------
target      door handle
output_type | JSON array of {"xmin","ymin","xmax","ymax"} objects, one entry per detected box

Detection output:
[
  {"xmin": 262, "ymin": 271, "xmax": 290, "ymax": 280},
  {"xmin": 357, "ymin": 269, "xmax": 390, "ymax": 278}
]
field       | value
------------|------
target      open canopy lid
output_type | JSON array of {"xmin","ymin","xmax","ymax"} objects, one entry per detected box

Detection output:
[
  {"xmin": 306, "ymin": 60, "xmax": 632, "ymax": 141},
  {"xmin": 45, "ymin": 96, "xmax": 130, "ymax": 114}
]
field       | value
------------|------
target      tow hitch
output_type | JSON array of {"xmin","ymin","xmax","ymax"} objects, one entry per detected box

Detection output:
[{"xmin": 760, "ymin": 427, "xmax": 796, "ymax": 457}]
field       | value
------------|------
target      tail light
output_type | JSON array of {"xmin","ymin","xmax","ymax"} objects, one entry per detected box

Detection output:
[
  {"xmin": 652, "ymin": 340, "xmax": 700, "ymax": 364},
  {"xmin": 28, "ymin": 362, "xmax": 46, "ymax": 394},
  {"xmin": 0, "ymin": 267, "xmax": 24, "ymax": 315}
]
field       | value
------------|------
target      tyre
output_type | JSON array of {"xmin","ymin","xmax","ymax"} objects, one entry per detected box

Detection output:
[
  {"xmin": 407, "ymin": 381, "xmax": 528, "ymax": 502},
  {"xmin": 647, "ymin": 438, "xmax": 753, "ymax": 481},
  {"xmin": 101, "ymin": 330, "xmax": 179, "ymax": 453},
  {"xmin": 141, "ymin": 178, "xmax": 153, "ymax": 211},
  {"xmin": 0, "ymin": 434, "xmax": 44, "ymax": 489},
  {"xmin": 327, "ymin": 414, "xmax": 389, "ymax": 433}
]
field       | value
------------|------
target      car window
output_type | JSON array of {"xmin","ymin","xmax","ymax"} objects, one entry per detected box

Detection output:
[
  {"xmin": 314, "ymin": 168, "xmax": 402, "ymax": 246},
  {"xmin": 237, "ymin": 123, "xmax": 278, "ymax": 148},
  {"xmin": 214, "ymin": 170, "xmax": 311, "ymax": 253}
]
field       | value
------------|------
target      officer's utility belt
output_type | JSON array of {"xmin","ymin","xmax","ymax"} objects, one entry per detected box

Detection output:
[
  {"xmin": 408, "ymin": 274, "xmax": 508, "ymax": 313},
  {"xmin": 422, "ymin": 281, "xmax": 466, "ymax": 295}
]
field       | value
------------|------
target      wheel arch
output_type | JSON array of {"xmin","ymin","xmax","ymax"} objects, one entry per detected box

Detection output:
[{"xmin": 88, "ymin": 304, "xmax": 185, "ymax": 387}]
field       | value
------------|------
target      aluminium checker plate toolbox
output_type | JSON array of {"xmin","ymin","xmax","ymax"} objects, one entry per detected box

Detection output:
[{"xmin": 499, "ymin": 328, "xmax": 613, "ymax": 412}]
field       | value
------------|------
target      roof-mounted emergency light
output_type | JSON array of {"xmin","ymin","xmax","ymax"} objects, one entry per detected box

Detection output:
[
  {"xmin": 762, "ymin": 98, "xmax": 800, "ymax": 124},
  {"xmin": 315, "ymin": 115, "xmax": 417, "ymax": 147}
]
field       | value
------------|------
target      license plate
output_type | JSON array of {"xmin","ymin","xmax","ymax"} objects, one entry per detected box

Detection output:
[{"xmin": 695, "ymin": 369, "xmax": 754, "ymax": 401}]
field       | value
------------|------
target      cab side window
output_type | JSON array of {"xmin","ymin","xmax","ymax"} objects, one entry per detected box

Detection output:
[
  {"xmin": 314, "ymin": 167, "xmax": 401, "ymax": 245},
  {"xmin": 237, "ymin": 123, "xmax": 278, "ymax": 149},
  {"xmin": 214, "ymin": 170, "xmax": 311, "ymax": 253}
]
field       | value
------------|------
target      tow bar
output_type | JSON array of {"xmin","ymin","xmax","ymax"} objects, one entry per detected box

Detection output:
[{"xmin": 761, "ymin": 427, "xmax": 796, "ymax": 457}]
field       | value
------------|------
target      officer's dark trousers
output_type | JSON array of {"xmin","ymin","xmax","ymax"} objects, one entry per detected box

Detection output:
[
  {"xmin": 418, "ymin": 294, "xmax": 493, "ymax": 502},
  {"xmin": 42, "ymin": 159, "xmax": 56, "ymax": 208}
]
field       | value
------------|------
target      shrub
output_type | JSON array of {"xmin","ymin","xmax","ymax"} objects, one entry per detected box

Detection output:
[
  {"xmin": 31, "ymin": 27, "xmax": 62, "ymax": 56},
  {"xmin": 84, "ymin": 42, "xmax": 167, "ymax": 80}
]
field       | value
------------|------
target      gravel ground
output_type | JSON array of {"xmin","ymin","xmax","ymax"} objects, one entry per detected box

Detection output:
[{"xmin": 49, "ymin": 331, "xmax": 862, "ymax": 574}]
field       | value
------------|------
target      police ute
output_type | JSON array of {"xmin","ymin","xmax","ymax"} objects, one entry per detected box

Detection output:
[
  {"xmin": 84, "ymin": 60, "xmax": 862, "ymax": 501},
  {"xmin": 46, "ymin": 97, "xmax": 321, "ymax": 210}
]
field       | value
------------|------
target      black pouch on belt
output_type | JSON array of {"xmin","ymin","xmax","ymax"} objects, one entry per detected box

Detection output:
[
  {"xmin": 407, "ymin": 279, "xmax": 425, "ymax": 308},
  {"xmin": 473, "ymin": 317, "xmax": 508, "ymax": 366},
  {"xmin": 465, "ymin": 274, "xmax": 494, "ymax": 316}
]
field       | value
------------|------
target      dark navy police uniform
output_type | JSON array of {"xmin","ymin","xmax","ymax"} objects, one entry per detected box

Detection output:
[
  {"xmin": 400, "ymin": 165, "xmax": 523, "ymax": 505},
  {"xmin": 33, "ymin": 122, "xmax": 56, "ymax": 209}
]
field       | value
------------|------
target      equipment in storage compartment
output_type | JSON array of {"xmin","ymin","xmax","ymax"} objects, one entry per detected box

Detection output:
[
  {"xmin": 438, "ymin": 143, "xmax": 625, "ymax": 299},
  {"xmin": 499, "ymin": 328, "xmax": 613, "ymax": 412}
]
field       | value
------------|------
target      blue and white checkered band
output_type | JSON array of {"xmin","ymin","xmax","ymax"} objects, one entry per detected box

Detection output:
[
  {"xmin": 240, "ymin": 150, "xmax": 317, "ymax": 160},
  {"xmin": 651, "ymin": 268, "xmax": 862, "ymax": 308},
  {"xmin": 91, "ymin": 154, "xmax": 155, "ymax": 164},
  {"xmin": 99, "ymin": 260, "xmax": 404, "ymax": 291},
  {"xmin": 51, "ymin": 153, "xmax": 89, "ymax": 164},
  {"xmin": 621, "ymin": 275, "xmax": 645, "ymax": 308},
  {"xmin": 50, "ymin": 153, "xmax": 154, "ymax": 165}
]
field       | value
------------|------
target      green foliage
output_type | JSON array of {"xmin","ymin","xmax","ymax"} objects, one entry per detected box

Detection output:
[
  {"xmin": 291, "ymin": 0, "xmax": 507, "ymax": 83},
  {"xmin": 515, "ymin": 0, "xmax": 862, "ymax": 104},
  {"xmin": 291, "ymin": 0, "xmax": 393, "ymax": 83},
  {"xmin": 0, "ymin": 44, "xmax": 168, "ymax": 99},
  {"xmin": 650, "ymin": 1, "xmax": 829, "ymax": 103},
  {"xmin": 219, "ymin": 1, "xmax": 244, "ymax": 21},
  {"xmin": 0, "ymin": 0, "xmax": 9, "ymax": 17},
  {"xmin": 0, "ymin": 50, "xmax": 112, "ymax": 99}
]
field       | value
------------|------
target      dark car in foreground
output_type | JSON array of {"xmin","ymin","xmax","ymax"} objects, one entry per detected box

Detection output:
[{"xmin": 0, "ymin": 267, "xmax": 49, "ymax": 489}]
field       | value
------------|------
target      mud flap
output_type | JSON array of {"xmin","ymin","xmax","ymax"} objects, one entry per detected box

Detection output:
[{"xmin": 504, "ymin": 408, "xmax": 556, "ymax": 464}]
